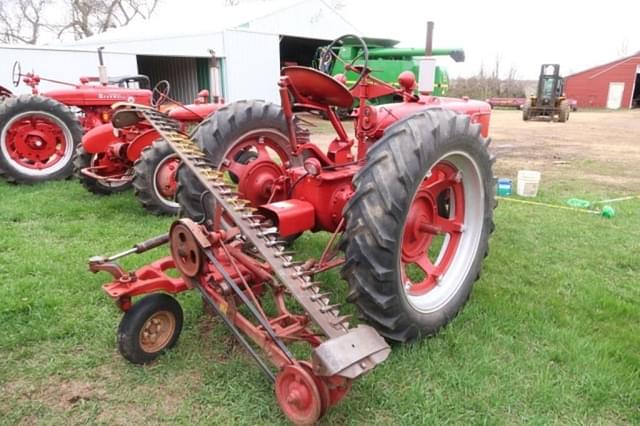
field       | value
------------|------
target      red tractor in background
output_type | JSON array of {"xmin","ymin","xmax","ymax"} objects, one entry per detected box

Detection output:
[
  {"xmin": 0, "ymin": 48, "xmax": 154, "ymax": 184},
  {"xmin": 91, "ymin": 33, "xmax": 495, "ymax": 424},
  {"xmin": 76, "ymin": 85, "xmax": 223, "ymax": 215}
]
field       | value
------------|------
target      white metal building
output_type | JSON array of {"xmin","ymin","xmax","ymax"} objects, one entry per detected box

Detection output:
[{"xmin": 0, "ymin": 0, "xmax": 360, "ymax": 103}]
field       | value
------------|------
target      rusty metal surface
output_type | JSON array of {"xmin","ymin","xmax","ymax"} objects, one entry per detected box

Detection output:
[{"xmin": 312, "ymin": 325, "xmax": 391, "ymax": 378}]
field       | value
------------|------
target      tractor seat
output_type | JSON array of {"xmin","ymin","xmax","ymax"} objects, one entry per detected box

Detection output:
[{"xmin": 281, "ymin": 66, "xmax": 353, "ymax": 109}]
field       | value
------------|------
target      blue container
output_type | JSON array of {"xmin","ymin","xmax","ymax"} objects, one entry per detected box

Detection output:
[{"xmin": 497, "ymin": 178, "xmax": 512, "ymax": 196}]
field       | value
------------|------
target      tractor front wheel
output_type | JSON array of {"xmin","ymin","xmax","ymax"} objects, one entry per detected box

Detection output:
[
  {"xmin": 133, "ymin": 140, "xmax": 181, "ymax": 215},
  {"xmin": 73, "ymin": 146, "xmax": 133, "ymax": 195},
  {"xmin": 117, "ymin": 293, "xmax": 183, "ymax": 364},
  {"xmin": 0, "ymin": 95, "xmax": 82, "ymax": 183},
  {"xmin": 341, "ymin": 109, "xmax": 495, "ymax": 342}
]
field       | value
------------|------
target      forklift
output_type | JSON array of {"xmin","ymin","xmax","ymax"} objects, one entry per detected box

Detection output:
[{"xmin": 523, "ymin": 64, "xmax": 570, "ymax": 122}]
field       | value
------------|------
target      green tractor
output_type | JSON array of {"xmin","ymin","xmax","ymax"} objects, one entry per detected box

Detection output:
[{"xmin": 314, "ymin": 37, "xmax": 465, "ymax": 111}]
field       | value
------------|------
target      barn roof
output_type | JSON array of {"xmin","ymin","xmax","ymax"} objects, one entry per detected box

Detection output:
[
  {"xmin": 565, "ymin": 51, "xmax": 640, "ymax": 78},
  {"xmin": 66, "ymin": 0, "xmax": 359, "ymax": 47}
]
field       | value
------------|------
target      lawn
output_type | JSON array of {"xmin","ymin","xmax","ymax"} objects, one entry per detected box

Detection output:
[{"xmin": 1, "ymin": 111, "xmax": 639, "ymax": 424}]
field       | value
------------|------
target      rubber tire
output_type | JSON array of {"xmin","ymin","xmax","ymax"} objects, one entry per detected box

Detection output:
[
  {"xmin": 0, "ymin": 95, "xmax": 82, "ymax": 183},
  {"xmin": 522, "ymin": 101, "xmax": 531, "ymax": 121},
  {"xmin": 558, "ymin": 100, "xmax": 569, "ymax": 123},
  {"xmin": 73, "ymin": 145, "xmax": 133, "ymax": 195},
  {"xmin": 176, "ymin": 100, "xmax": 301, "ymax": 223},
  {"xmin": 341, "ymin": 109, "xmax": 495, "ymax": 342},
  {"xmin": 117, "ymin": 293, "xmax": 183, "ymax": 365},
  {"xmin": 133, "ymin": 140, "xmax": 180, "ymax": 216}
]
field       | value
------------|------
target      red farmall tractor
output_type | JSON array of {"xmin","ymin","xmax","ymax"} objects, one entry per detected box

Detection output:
[
  {"xmin": 76, "ymin": 86, "xmax": 223, "ymax": 215},
  {"xmin": 90, "ymin": 35, "xmax": 495, "ymax": 424},
  {"xmin": 0, "ymin": 48, "xmax": 152, "ymax": 183}
]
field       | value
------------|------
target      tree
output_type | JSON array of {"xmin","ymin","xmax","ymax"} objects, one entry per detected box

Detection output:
[
  {"xmin": 57, "ymin": 0, "xmax": 160, "ymax": 40},
  {"xmin": 0, "ymin": 0, "xmax": 159, "ymax": 44},
  {"xmin": 0, "ymin": 0, "xmax": 50, "ymax": 44}
]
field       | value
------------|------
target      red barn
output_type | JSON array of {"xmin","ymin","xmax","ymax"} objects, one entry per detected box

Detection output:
[{"xmin": 565, "ymin": 52, "xmax": 640, "ymax": 109}]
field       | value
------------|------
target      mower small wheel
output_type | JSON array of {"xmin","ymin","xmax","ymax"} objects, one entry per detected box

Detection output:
[
  {"xmin": 117, "ymin": 293, "xmax": 183, "ymax": 364},
  {"xmin": 133, "ymin": 140, "xmax": 180, "ymax": 215},
  {"xmin": 73, "ymin": 146, "xmax": 133, "ymax": 195}
]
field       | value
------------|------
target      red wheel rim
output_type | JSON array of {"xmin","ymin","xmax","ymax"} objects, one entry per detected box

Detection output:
[
  {"xmin": 220, "ymin": 131, "xmax": 290, "ymax": 206},
  {"xmin": 90, "ymin": 153, "xmax": 132, "ymax": 187},
  {"xmin": 401, "ymin": 161, "xmax": 464, "ymax": 296},
  {"xmin": 1, "ymin": 112, "xmax": 73, "ymax": 175},
  {"xmin": 154, "ymin": 155, "xmax": 180, "ymax": 201},
  {"xmin": 275, "ymin": 364, "xmax": 322, "ymax": 425}
]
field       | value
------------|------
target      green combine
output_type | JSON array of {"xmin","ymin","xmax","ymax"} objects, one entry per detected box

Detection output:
[{"xmin": 314, "ymin": 37, "xmax": 465, "ymax": 107}]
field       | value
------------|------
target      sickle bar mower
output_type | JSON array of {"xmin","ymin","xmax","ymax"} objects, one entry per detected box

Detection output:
[
  {"xmin": 90, "ymin": 32, "xmax": 495, "ymax": 423},
  {"xmin": 89, "ymin": 104, "xmax": 390, "ymax": 424}
]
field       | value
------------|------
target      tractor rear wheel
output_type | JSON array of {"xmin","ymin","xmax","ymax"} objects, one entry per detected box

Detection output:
[
  {"xmin": 175, "ymin": 100, "xmax": 301, "ymax": 222},
  {"xmin": 117, "ymin": 293, "xmax": 183, "ymax": 364},
  {"xmin": 133, "ymin": 140, "xmax": 180, "ymax": 215},
  {"xmin": 0, "ymin": 95, "xmax": 82, "ymax": 183},
  {"xmin": 341, "ymin": 109, "xmax": 495, "ymax": 342},
  {"xmin": 73, "ymin": 146, "xmax": 133, "ymax": 195}
]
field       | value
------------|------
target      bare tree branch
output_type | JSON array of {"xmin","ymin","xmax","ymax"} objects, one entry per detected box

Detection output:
[{"xmin": 0, "ymin": 0, "xmax": 160, "ymax": 44}]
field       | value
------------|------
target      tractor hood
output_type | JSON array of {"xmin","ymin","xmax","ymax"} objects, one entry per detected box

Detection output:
[
  {"xmin": 43, "ymin": 86, "xmax": 152, "ymax": 107},
  {"xmin": 372, "ymin": 96, "xmax": 491, "ymax": 138}
]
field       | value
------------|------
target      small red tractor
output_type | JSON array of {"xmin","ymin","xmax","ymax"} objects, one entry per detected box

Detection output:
[
  {"xmin": 90, "ymin": 34, "xmax": 495, "ymax": 424},
  {"xmin": 0, "ymin": 48, "xmax": 154, "ymax": 183},
  {"xmin": 76, "ymin": 87, "xmax": 223, "ymax": 215}
]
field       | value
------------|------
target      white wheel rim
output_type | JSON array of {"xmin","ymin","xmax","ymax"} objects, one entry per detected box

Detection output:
[
  {"xmin": 402, "ymin": 151, "xmax": 485, "ymax": 313},
  {"xmin": 0, "ymin": 111, "xmax": 74, "ymax": 176}
]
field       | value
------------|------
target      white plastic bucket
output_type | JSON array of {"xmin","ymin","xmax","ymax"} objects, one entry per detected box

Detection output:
[{"xmin": 516, "ymin": 170, "xmax": 541, "ymax": 197}]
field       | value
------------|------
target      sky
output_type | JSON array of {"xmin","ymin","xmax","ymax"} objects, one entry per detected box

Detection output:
[
  {"xmin": 37, "ymin": 0, "xmax": 640, "ymax": 80},
  {"xmin": 336, "ymin": 0, "xmax": 639, "ymax": 79}
]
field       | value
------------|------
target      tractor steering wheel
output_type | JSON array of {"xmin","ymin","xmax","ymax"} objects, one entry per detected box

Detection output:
[
  {"xmin": 318, "ymin": 34, "xmax": 369, "ymax": 90},
  {"xmin": 151, "ymin": 80, "xmax": 171, "ymax": 107},
  {"xmin": 12, "ymin": 61, "xmax": 22, "ymax": 87}
]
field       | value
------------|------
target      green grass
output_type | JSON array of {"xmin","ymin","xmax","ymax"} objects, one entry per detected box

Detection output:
[{"xmin": 0, "ymin": 177, "xmax": 639, "ymax": 425}]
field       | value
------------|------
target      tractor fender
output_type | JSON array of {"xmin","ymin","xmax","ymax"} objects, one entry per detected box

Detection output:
[
  {"xmin": 82, "ymin": 122, "xmax": 119, "ymax": 154},
  {"xmin": 126, "ymin": 128, "xmax": 160, "ymax": 161}
]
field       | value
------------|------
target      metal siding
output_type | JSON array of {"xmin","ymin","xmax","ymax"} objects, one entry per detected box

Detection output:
[
  {"xmin": 223, "ymin": 30, "xmax": 280, "ymax": 103},
  {"xmin": 136, "ymin": 56, "xmax": 201, "ymax": 104},
  {"xmin": 565, "ymin": 56, "xmax": 640, "ymax": 109}
]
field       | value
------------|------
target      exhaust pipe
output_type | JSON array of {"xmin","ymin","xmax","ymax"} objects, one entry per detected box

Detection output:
[
  {"xmin": 425, "ymin": 21, "xmax": 434, "ymax": 56},
  {"xmin": 419, "ymin": 21, "xmax": 436, "ymax": 95},
  {"xmin": 97, "ymin": 46, "xmax": 108, "ymax": 86}
]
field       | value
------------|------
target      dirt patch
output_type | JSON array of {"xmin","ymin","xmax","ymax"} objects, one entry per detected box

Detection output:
[
  {"xmin": 488, "ymin": 109, "xmax": 640, "ymax": 192},
  {"xmin": 2, "ymin": 379, "xmax": 106, "ymax": 410}
]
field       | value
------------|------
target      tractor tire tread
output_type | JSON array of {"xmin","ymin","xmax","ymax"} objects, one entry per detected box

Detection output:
[
  {"xmin": 73, "ymin": 145, "xmax": 132, "ymax": 195},
  {"xmin": 117, "ymin": 293, "xmax": 183, "ymax": 365},
  {"xmin": 0, "ymin": 94, "xmax": 82, "ymax": 183},
  {"xmin": 133, "ymin": 140, "xmax": 179, "ymax": 216},
  {"xmin": 341, "ymin": 109, "xmax": 495, "ymax": 342},
  {"xmin": 175, "ymin": 100, "xmax": 299, "ymax": 221}
]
